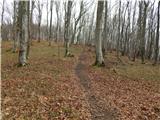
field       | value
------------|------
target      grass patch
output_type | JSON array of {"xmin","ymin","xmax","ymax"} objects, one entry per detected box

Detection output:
[{"xmin": 106, "ymin": 52, "xmax": 160, "ymax": 81}]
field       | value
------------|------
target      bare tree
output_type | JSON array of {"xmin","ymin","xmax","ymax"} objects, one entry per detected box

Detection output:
[
  {"xmin": 117, "ymin": 0, "xmax": 121, "ymax": 59},
  {"xmin": 120, "ymin": 2, "xmax": 129, "ymax": 56},
  {"xmin": 18, "ymin": 1, "xmax": 29, "ymax": 66},
  {"xmin": 76, "ymin": 13, "xmax": 86, "ymax": 44},
  {"xmin": 130, "ymin": 1, "xmax": 137, "ymax": 61},
  {"xmin": 87, "ymin": 6, "xmax": 95, "ymax": 45},
  {"xmin": 46, "ymin": 0, "xmax": 49, "ymax": 41},
  {"xmin": 153, "ymin": 1, "xmax": 160, "ymax": 65},
  {"xmin": 1, "ymin": 0, "xmax": 5, "ymax": 41},
  {"xmin": 26, "ymin": 0, "xmax": 32, "ymax": 59},
  {"xmin": 102, "ymin": 1, "xmax": 108, "ymax": 56},
  {"xmin": 49, "ymin": 0, "xmax": 53, "ymax": 46},
  {"xmin": 64, "ymin": 1, "xmax": 73, "ymax": 57},
  {"xmin": 140, "ymin": 1, "xmax": 149, "ymax": 64},
  {"xmin": 12, "ymin": 1, "xmax": 18, "ymax": 53},
  {"xmin": 94, "ymin": 1, "xmax": 105, "ymax": 66},
  {"xmin": 55, "ymin": 1, "xmax": 60, "ymax": 42},
  {"xmin": 146, "ymin": 2, "xmax": 155, "ymax": 59},
  {"xmin": 71, "ymin": 1, "xmax": 87, "ymax": 44},
  {"xmin": 37, "ymin": 1, "xmax": 43, "ymax": 42},
  {"xmin": 30, "ymin": 1, "xmax": 35, "ymax": 43}
]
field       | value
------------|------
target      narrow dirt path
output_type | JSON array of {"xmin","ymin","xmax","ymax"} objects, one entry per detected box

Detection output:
[{"xmin": 75, "ymin": 51, "xmax": 116, "ymax": 120}]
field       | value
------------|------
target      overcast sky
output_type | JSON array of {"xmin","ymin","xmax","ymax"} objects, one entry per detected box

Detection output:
[{"xmin": 0, "ymin": 0, "xmax": 158, "ymax": 26}]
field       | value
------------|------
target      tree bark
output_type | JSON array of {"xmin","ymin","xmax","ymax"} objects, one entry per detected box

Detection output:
[
  {"xmin": 55, "ymin": 1, "xmax": 60, "ymax": 42},
  {"xmin": 18, "ymin": 1, "xmax": 29, "ymax": 66},
  {"xmin": 64, "ymin": 1, "xmax": 72, "ymax": 57},
  {"xmin": 1, "ymin": 0, "xmax": 5, "ymax": 41},
  {"xmin": 153, "ymin": 1, "xmax": 160, "ymax": 65},
  {"xmin": 102, "ymin": 1, "xmax": 108, "ymax": 57},
  {"xmin": 37, "ymin": 1, "xmax": 42, "ymax": 42},
  {"xmin": 94, "ymin": 1, "xmax": 105, "ymax": 66},
  {"xmin": 49, "ymin": 0, "xmax": 53, "ymax": 46},
  {"xmin": 12, "ymin": 1, "xmax": 18, "ymax": 53},
  {"xmin": 140, "ymin": 1, "xmax": 149, "ymax": 64},
  {"xmin": 117, "ymin": 0, "xmax": 121, "ymax": 59}
]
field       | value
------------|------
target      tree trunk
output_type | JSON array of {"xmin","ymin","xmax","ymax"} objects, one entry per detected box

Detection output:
[
  {"xmin": 87, "ymin": 7, "xmax": 95, "ymax": 45},
  {"xmin": 18, "ymin": 1, "xmax": 29, "ymax": 66},
  {"xmin": 130, "ymin": 1, "xmax": 137, "ymax": 61},
  {"xmin": 38, "ymin": 1, "xmax": 42, "ymax": 43},
  {"xmin": 46, "ymin": 0, "xmax": 49, "ymax": 41},
  {"xmin": 30, "ymin": 1, "xmax": 34, "ymax": 44},
  {"xmin": 153, "ymin": 1, "xmax": 160, "ymax": 65},
  {"xmin": 49, "ymin": 1, "xmax": 53, "ymax": 46},
  {"xmin": 55, "ymin": 1, "xmax": 60, "ymax": 43},
  {"xmin": 102, "ymin": 1, "xmax": 108, "ymax": 57},
  {"xmin": 117, "ymin": 0, "xmax": 121, "ymax": 59},
  {"xmin": 121, "ymin": 2, "xmax": 128, "ymax": 56},
  {"xmin": 1, "ymin": 0, "xmax": 5, "ymax": 41},
  {"xmin": 12, "ymin": 1, "xmax": 18, "ymax": 53},
  {"xmin": 140, "ymin": 1, "xmax": 149, "ymax": 64},
  {"xmin": 94, "ymin": 1, "xmax": 105, "ymax": 66},
  {"xmin": 26, "ymin": 1, "xmax": 30, "ymax": 59},
  {"xmin": 64, "ymin": 1, "xmax": 72, "ymax": 57}
]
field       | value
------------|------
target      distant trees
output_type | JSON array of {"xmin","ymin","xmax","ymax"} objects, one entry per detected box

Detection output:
[
  {"xmin": 1, "ymin": 0, "xmax": 160, "ymax": 65},
  {"xmin": 37, "ymin": 1, "xmax": 43, "ymax": 42},
  {"xmin": 55, "ymin": 1, "xmax": 60, "ymax": 42},
  {"xmin": 141, "ymin": 1, "xmax": 149, "ymax": 64},
  {"xmin": 1, "ymin": 0, "xmax": 5, "ymax": 41},
  {"xmin": 29, "ymin": 1, "xmax": 35, "ymax": 43},
  {"xmin": 46, "ymin": 0, "xmax": 49, "ymax": 41},
  {"xmin": 71, "ymin": 1, "xmax": 86, "ymax": 44},
  {"xmin": 12, "ymin": 1, "xmax": 18, "ymax": 53},
  {"xmin": 94, "ymin": 1, "xmax": 105, "ymax": 66},
  {"xmin": 117, "ymin": 0, "xmax": 121, "ymax": 59},
  {"xmin": 87, "ymin": 7, "xmax": 95, "ymax": 45}
]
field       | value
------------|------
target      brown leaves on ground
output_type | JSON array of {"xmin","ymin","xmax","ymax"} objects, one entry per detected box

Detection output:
[
  {"xmin": 84, "ymin": 47, "xmax": 160, "ymax": 120},
  {"xmin": 2, "ymin": 42, "xmax": 160, "ymax": 120},
  {"xmin": 2, "ymin": 41, "xmax": 91, "ymax": 119}
]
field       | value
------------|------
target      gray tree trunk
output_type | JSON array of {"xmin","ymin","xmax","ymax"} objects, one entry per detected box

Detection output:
[
  {"xmin": 26, "ymin": 1, "xmax": 31, "ymax": 59},
  {"xmin": 1, "ymin": 0, "xmax": 5, "ymax": 41},
  {"xmin": 71, "ymin": 1, "xmax": 85, "ymax": 44},
  {"xmin": 102, "ymin": 1, "xmax": 108, "ymax": 57},
  {"xmin": 30, "ymin": 1, "xmax": 34, "ymax": 43},
  {"xmin": 153, "ymin": 1, "xmax": 160, "ymax": 65},
  {"xmin": 130, "ymin": 1, "xmax": 137, "ymax": 61},
  {"xmin": 37, "ymin": 1, "xmax": 42, "ymax": 42},
  {"xmin": 46, "ymin": 0, "xmax": 49, "ymax": 41},
  {"xmin": 140, "ymin": 1, "xmax": 149, "ymax": 64},
  {"xmin": 49, "ymin": 0, "xmax": 53, "ymax": 46},
  {"xmin": 55, "ymin": 1, "xmax": 60, "ymax": 42},
  {"xmin": 94, "ymin": 1, "xmax": 105, "ymax": 66},
  {"xmin": 117, "ymin": 0, "xmax": 121, "ymax": 59},
  {"xmin": 64, "ymin": 1, "xmax": 72, "ymax": 57},
  {"xmin": 18, "ymin": 1, "xmax": 29, "ymax": 66},
  {"xmin": 87, "ymin": 7, "xmax": 95, "ymax": 45},
  {"xmin": 12, "ymin": 1, "xmax": 18, "ymax": 53}
]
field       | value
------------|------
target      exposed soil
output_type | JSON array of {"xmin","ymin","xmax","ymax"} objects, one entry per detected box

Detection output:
[
  {"xmin": 75, "ymin": 50, "xmax": 117, "ymax": 120},
  {"xmin": 2, "ymin": 42, "xmax": 160, "ymax": 120}
]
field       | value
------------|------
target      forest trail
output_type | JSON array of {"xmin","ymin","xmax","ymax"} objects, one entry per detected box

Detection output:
[{"xmin": 75, "ymin": 50, "xmax": 116, "ymax": 120}]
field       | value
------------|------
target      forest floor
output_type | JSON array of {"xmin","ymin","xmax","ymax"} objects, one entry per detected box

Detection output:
[{"xmin": 1, "ymin": 41, "xmax": 160, "ymax": 120}]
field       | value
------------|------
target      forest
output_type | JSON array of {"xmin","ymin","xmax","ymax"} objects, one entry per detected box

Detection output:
[{"xmin": 1, "ymin": 0, "xmax": 160, "ymax": 119}]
